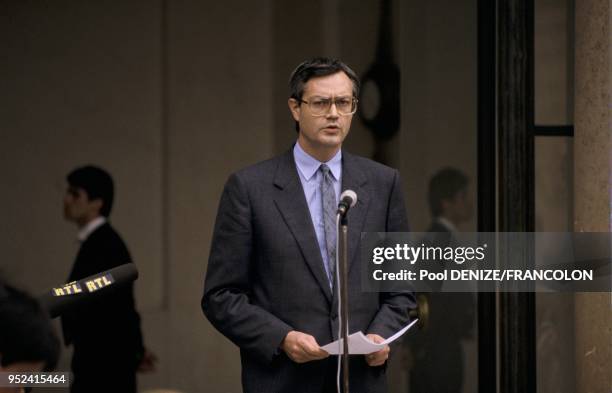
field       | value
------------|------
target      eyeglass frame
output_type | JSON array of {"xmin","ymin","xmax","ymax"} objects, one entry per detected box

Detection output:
[{"xmin": 296, "ymin": 96, "xmax": 359, "ymax": 117}]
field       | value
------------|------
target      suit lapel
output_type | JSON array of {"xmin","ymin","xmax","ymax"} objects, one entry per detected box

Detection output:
[
  {"xmin": 331, "ymin": 151, "xmax": 370, "ymax": 328},
  {"xmin": 341, "ymin": 152, "xmax": 370, "ymax": 275},
  {"xmin": 273, "ymin": 150, "xmax": 333, "ymax": 303}
]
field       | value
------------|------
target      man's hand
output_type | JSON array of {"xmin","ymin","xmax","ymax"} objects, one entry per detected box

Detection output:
[
  {"xmin": 365, "ymin": 334, "xmax": 389, "ymax": 367},
  {"xmin": 281, "ymin": 331, "xmax": 329, "ymax": 363}
]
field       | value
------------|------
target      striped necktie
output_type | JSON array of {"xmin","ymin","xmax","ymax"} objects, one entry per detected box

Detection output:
[{"xmin": 320, "ymin": 164, "xmax": 336, "ymax": 287}]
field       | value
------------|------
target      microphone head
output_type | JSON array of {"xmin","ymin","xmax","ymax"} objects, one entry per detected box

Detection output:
[{"xmin": 340, "ymin": 189, "xmax": 357, "ymax": 207}]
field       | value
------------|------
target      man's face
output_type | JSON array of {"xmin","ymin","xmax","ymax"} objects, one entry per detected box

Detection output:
[
  {"xmin": 63, "ymin": 186, "xmax": 100, "ymax": 226},
  {"xmin": 446, "ymin": 187, "xmax": 474, "ymax": 225},
  {"xmin": 289, "ymin": 71, "xmax": 355, "ymax": 157}
]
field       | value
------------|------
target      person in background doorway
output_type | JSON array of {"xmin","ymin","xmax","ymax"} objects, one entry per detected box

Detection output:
[{"xmin": 62, "ymin": 165, "xmax": 156, "ymax": 393}]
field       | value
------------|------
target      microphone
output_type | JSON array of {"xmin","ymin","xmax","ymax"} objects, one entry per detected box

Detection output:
[
  {"xmin": 38, "ymin": 263, "xmax": 138, "ymax": 318},
  {"xmin": 337, "ymin": 190, "xmax": 357, "ymax": 216}
]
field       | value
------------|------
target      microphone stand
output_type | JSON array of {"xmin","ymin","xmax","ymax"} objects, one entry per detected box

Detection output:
[{"xmin": 338, "ymin": 213, "xmax": 350, "ymax": 393}]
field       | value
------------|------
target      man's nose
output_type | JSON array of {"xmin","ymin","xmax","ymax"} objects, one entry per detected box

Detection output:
[{"xmin": 326, "ymin": 102, "xmax": 339, "ymax": 118}]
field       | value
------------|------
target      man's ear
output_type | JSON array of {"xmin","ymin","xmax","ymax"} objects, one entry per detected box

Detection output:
[
  {"xmin": 90, "ymin": 198, "xmax": 104, "ymax": 216},
  {"xmin": 288, "ymin": 98, "xmax": 301, "ymax": 122},
  {"xmin": 440, "ymin": 199, "xmax": 451, "ymax": 215}
]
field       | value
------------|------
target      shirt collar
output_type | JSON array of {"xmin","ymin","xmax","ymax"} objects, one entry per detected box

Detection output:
[
  {"xmin": 436, "ymin": 217, "xmax": 458, "ymax": 233},
  {"xmin": 293, "ymin": 141, "xmax": 342, "ymax": 181},
  {"xmin": 77, "ymin": 216, "xmax": 107, "ymax": 242}
]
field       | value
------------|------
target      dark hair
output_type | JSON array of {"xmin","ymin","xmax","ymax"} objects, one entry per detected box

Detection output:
[
  {"xmin": 428, "ymin": 168, "xmax": 469, "ymax": 217},
  {"xmin": 67, "ymin": 165, "xmax": 114, "ymax": 217},
  {"xmin": 289, "ymin": 57, "xmax": 360, "ymax": 132},
  {"xmin": 0, "ymin": 286, "xmax": 60, "ymax": 370}
]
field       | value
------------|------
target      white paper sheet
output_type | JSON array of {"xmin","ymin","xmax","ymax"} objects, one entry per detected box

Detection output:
[{"xmin": 321, "ymin": 319, "xmax": 419, "ymax": 355}]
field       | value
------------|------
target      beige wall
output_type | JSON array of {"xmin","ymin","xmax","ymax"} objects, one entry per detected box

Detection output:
[
  {"xmin": 0, "ymin": 1, "xmax": 165, "ymax": 308},
  {"xmin": 1, "ymin": 1, "xmax": 273, "ymax": 392},
  {"xmin": 535, "ymin": 0, "xmax": 575, "ymax": 125},
  {"xmin": 574, "ymin": 0, "xmax": 612, "ymax": 392},
  {"xmin": 161, "ymin": 1, "xmax": 273, "ymax": 391},
  {"xmin": 397, "ymin": 1, "xmax": 478, "ymax": 393},
  {"xmin": 399, "ymin": 0, "xmax": 478, "ymax": 234}
]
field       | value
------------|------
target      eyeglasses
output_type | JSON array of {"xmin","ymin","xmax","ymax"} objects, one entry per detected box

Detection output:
[{"xmin": 299, "ymin": 96, "xmax": 358, "ymax": 116}]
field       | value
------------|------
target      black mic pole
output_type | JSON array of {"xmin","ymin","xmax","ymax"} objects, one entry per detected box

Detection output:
[{"xmin": 339, "ymin": 213, "xmax": 349, "ymax": 393}]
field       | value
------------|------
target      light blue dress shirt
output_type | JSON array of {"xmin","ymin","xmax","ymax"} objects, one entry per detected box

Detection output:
[{"xmin": 293, "ymin": 142, "xmax": 342, "ymax": 285}]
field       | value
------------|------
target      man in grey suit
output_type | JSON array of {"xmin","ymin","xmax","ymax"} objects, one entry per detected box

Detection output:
[{"xmin": 202, "ymin": 57, "xmax": 415, "ymax": 393}]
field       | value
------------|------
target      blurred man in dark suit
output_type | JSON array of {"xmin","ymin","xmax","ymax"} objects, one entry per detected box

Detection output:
[
  {"xmin": 62, "ymin": 165, "xmax": 155, "ymax": 393},
  {"xmin": 407, "ymin": 167, "xmax": 475, "ymax": 393},
  {"xmin": 203, "ymin": 57, "xmax": 415, "ymax": 393},
  {"xmin": 426, "ymin": 168, "xmax": 473, "ymax": 234}
]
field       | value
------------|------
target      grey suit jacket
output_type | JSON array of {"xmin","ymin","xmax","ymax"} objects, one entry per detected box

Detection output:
[{"xmin": 202, "ymin": 149, "xmax": 415, "ymax": 393}]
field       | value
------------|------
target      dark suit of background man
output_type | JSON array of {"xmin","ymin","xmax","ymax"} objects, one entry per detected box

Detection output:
[
  {"xmin": 202, "ymin": 57, "xmax": 415, "ymax": 393},
  {"xmin": 407, "ymin": 167, "xmax": 475, "ymax": 393},
  {"xmin": 61, "ymin": 166, "xmax": 155, "ymax": 393}
]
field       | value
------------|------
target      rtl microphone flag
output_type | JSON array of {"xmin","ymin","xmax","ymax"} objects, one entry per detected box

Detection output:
[{"xmin": 38, "ymin": 263, "xmax": 138, "ymax": 318}]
